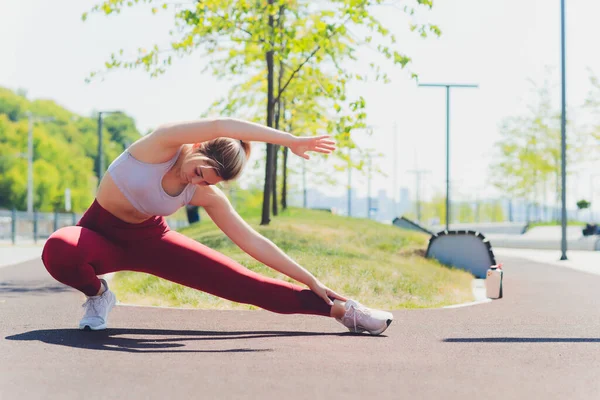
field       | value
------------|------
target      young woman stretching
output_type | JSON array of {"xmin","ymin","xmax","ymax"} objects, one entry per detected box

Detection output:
[{"xmin": 41, "ymin": 119, "xmax": 394, "ymax": 335}]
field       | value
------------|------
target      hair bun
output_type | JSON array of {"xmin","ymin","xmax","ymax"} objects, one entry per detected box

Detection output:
[{"xmin": 239, "ymin": 139, "xmax": 251, "ymax": 158}]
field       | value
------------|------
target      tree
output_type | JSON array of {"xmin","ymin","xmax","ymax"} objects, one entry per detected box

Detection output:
[
  {"xmin": 102, "ymin": 113, "xmax": 141, "ymax": 149},
  {"xmin": 490, "ymin": 73, "xmax": 587, "ymax": 221},
  {"xmin": 0, "ymin": 87, "xmax": 139, "ymax": 211},
  {"xmin": 86, "ymin": 0, "xmax": 440, "ymax": 224},
  {"xmin": 577, "ymin": 199, "xmax": 590, "ymax": 210},
  {"xmin": 576, "ymin": 199, "xmax": 591, "ymax": 222},
  {"xmin": 584, "ymin": 71, "xmax": 600, "ymax": 156},
  {"xmin": 204, "ymin": 64, "xmax": 345, "ymax": 215},
  {"xmin": 456, "ymin": 202, "xmax": 474, "ymax": 223}
]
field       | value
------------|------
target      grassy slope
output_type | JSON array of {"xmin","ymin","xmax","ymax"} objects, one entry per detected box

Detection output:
[{"xmin": 111, "ymin": 208, "xmax": 475, "ymax": 310}]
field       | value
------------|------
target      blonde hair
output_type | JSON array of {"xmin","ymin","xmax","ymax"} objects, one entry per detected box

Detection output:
[{"xmin": 197, "ymin": 137, "xmax": 251, "ymax": 181}]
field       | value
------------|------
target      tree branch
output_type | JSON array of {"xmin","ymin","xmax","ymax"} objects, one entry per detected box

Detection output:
[
  {"xmin": 274, "ymin": 15, "xmax": 353, "ymax": 105},
  {"xmin": 214, "ymin": 13, "xmax": 265, "ymax": 43}
]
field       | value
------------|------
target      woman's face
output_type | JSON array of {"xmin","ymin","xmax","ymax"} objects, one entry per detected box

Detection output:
[{"xmin": 182, "ymin": 152, "xmax": 223, "ymax": 186}]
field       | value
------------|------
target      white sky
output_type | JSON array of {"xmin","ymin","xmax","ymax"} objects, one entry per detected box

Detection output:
[{"xmin": 1, "ymin": 0, "xmax": 599, "ymax": 208}]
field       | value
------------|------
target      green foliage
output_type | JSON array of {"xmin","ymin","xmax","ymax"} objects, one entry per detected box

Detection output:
[
  {"xmin": 489, "ymin": 73, "xmax": 588, "ymax": 206},
  {"xmin": 576, "ymin": 199, "xmax": 590, "ymax": 210},
  {"xmin": 421, "ymin": 193, "xmax": 446, "ymax": 224},
  {"xmin": 413, "ymin": 193, "xmax": 504, "ymax": 224},
  {"xmin": 0, "ymin": 87, "xmax": 142, "ymax": 211},
  {"xmin": 584, "ymin": 71, "xmax": 600, "ymax": 155},
  {"xmin": 102, "ymin": 113, "xmax": 140, "ymax": 149},
  {"xmin": 86, "ymin": 0, "xmax": 441, "ymax": 223},
  {"xmin": 86, "ymin": 0, "xmax": 440, "ymax": 151},
  {"xmin": 478, "ymin": 200, "xmax": 505, "ymax": 222},
  {"xmin": 457, "ymin": 202, "xmax": 475, "ymax": 223},
  {"xmin": 527, "ymin": 220, "xmax": 585, "ymax": 228},
  {"xmin": 0, "ymin": 87, "xmax": 28, "ymax": 122}
]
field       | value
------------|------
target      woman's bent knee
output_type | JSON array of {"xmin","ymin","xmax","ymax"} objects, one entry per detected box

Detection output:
[{"xmin": 42, "ymin": 226, "xmax": 83, "ymax": 275}]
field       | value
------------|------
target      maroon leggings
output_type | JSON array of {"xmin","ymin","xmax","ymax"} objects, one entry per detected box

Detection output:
[{"xmin": 41, "ymin": 200, "xmax": 331, "ymax": 316}]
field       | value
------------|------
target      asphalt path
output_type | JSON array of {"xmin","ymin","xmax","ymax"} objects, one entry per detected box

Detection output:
[{"xmin": 1, "ymin": 255, "xmax": 599, "ymax": 399}]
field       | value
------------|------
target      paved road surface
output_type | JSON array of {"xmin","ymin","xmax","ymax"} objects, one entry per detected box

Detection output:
[
  {"xmin": 0, "ymin": 243, "xmax": 44, "ymax": 269},
  {"xmin": 1, "ymin": 254, "xmax": 599, "ymax": 399}
]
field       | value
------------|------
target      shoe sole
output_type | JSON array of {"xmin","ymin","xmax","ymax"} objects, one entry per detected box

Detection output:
[
  {"xmin": 368, "ymin": 318, "xmax": 393, "ymax": 336},
  {"xmin": 79, "ymin": 323, "xmax": 107, "ymax": 331},
  {"xmin": 347, "ymin": 318, "xmax": 393, "ymax": 335},
  {"xmin": 78, "ymin": 294, "xmax": 116, "ymax": 331}
]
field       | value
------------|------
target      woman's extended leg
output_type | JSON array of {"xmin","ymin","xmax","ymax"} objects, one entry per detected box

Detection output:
[
  {"xmin": 41, "ymin": 225, "xmax": 392, "ymax": 333},
  {"xmin": 127, "ymin": 230, "xmax": 333, "ymax": 317}
]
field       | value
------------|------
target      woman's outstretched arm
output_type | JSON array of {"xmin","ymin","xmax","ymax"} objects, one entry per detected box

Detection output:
[
  {"xmin": 153, "ymin": 118, "xmax": 336, "ymax": 159},
  {"xmin": 154, "ymin": 118, "xmax": 294, "ymax": 146},
  {"xmin": 190, "ymin": 186, "xmax": 346, "ymax": 305}
]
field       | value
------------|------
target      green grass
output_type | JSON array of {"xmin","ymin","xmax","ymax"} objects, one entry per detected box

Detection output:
[
  {"xmin": 111, "ymin": 207, "xmax": 475, "ymax": 310},
  {"xmin": 527, "ymin": 220, "xmax": 586, "ymax": 229}
]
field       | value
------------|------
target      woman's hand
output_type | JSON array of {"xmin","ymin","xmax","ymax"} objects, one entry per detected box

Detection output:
[
  {"xmin": 289, "ymin": 135, "xmax": 336, "ymax": 160},
  {"xmin": 309, "ymin": 279, "xmax": 348, "ymax": 306}
]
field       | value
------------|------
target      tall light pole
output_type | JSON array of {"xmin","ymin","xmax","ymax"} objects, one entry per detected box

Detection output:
[
  {"xmin": 367, "ymin": 154, "xmax": 372, "ymax": 219},
  {"xmin": 25, "ymin": 112, "xmax": 54, "ymax": 214},
  {"xmin": 346, "ymin": 125, "xmax": 376, "ymax": 218},
  {"xmin": 27, "ymin": 114, "xmax": 33, "ymax": 214},
  {"xmin": 393, "ymin": 122, "xmax": 398, "ymax": 216},
  {"xmin": 408, "ymin": 168, "xmax": 430, "ymax": 222},
  {"xmin": 347, "ymin": 147, "xmax": 352, "ymax": 217},
  {"xmin": 418, "ymin": 83, "xmax": 478, "ymax": 230},
  {"xmin": 97, "ymin": 110, "xmax": 122, "ymax": 184},
  {"xmin": 560, "ymin": 0, "xmax": 568, "ymax": 260}
]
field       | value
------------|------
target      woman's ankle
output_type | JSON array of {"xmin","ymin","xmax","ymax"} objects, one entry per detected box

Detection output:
[
  {"xmin": 330, "ymin": 299, "xmax": 346, "ymax": 319},
  {"xmin": 96, "ymin": 281, "xmax": 107, "ymax": 296}
]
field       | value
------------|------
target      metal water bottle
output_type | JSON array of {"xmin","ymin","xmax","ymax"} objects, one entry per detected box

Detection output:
[{"xmin": 485, "ymin": 264, "xmax": 503, "ymax": 299}]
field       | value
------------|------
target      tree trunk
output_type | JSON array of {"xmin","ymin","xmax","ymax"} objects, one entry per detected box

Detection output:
[
  {"xmin": 282, "ymin": 146, "xmax": 288, "ymax": 210},
  {"xmin": 281, "ymin": 100, "xmax": 289, "ymax": 211},
  {"xmin": 271, "ymin": 98, "xmax": 281, "ymax": 217},
  {"xmin": 272, "ymin": 145, "xmax": 279, "ymax": 216},
  {"xmin": 271, "ymin": 38, "xmax": 284, "ymax": 217},
  {"xmin": 555, "ymin": 168, "xmax": 560, "ymax": 222},
  {"xmin": 260, "ymin": 4, "xmax": 275, "ymax": 226}
]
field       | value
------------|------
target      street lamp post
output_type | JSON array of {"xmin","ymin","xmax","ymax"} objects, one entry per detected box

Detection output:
[
  {"xmin": 367, "ymin": 154, "xmax": 372, "ymax": 219},
  {"xmin": 418, "ymin": 83, "xmax": 478, "ymax": 230},
  {"xmin": 393, "ymin": 122, "xmax": 398, "ymax": 216},
  {"xmin": 97, "ymin": 110, "xmax": 122, "ymax": 184},
  {"xmin": 27, "ymin": 114, "xmax": 33, "ymax": 214},
  {"xmin": 347, "ymin": 147, "xmax": 352, "ymax": 217},
  {"xmin": 346, "ymin": 125, "xmax": 376, "ymax": 218},
  {"xmin": 408, "ymin": 168, "xmax": 431, "ymax": 222},
  {"xmin": 25, "ymin": 112, "xmax": 54, "ymax": 214},
  {"xmin": 560, "ymin": 0, "xmax": 568, "ymax": 260}
]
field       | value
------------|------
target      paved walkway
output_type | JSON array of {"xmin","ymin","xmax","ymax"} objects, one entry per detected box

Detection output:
[
  {"xmin": 0, "ymin": 243, "xmax": 44, "ymax": 269},
  {"xmin": 494, "ymin": 248, "xmax": 600, "ymax": 276},
  {"xmin": 1, "ymin": 252, "xmax": 600, "ymax": 399}
]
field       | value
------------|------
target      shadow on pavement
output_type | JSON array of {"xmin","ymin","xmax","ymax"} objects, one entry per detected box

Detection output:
[
  {"xmin": 6, "ymin": 328, "xmax": 351, "ymax": 353},
  {"xmin": 0, "ymin": 281, "xmax": 72, "ymax": 295},
  {"xmin": 444, "ymin": 337, "xmax": 600, "ymax": 343}
]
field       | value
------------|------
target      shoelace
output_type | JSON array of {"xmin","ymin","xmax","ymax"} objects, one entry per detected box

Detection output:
[
  {"xmin": 345, "ymin": 303, "xmax": 372, "ymax": 332},
  {"xmin": 82, "ymin": 295, "xmax": 105, "ymax": 318}
]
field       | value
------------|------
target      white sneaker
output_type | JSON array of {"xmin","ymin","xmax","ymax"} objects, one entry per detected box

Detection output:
[
  {"xmin": 79, "ymin": 279, "xmax": 116, "ymax": 331},
  {"xmin": 336, "ymin": 299, "xmax": 393, "ymax": 335}
]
